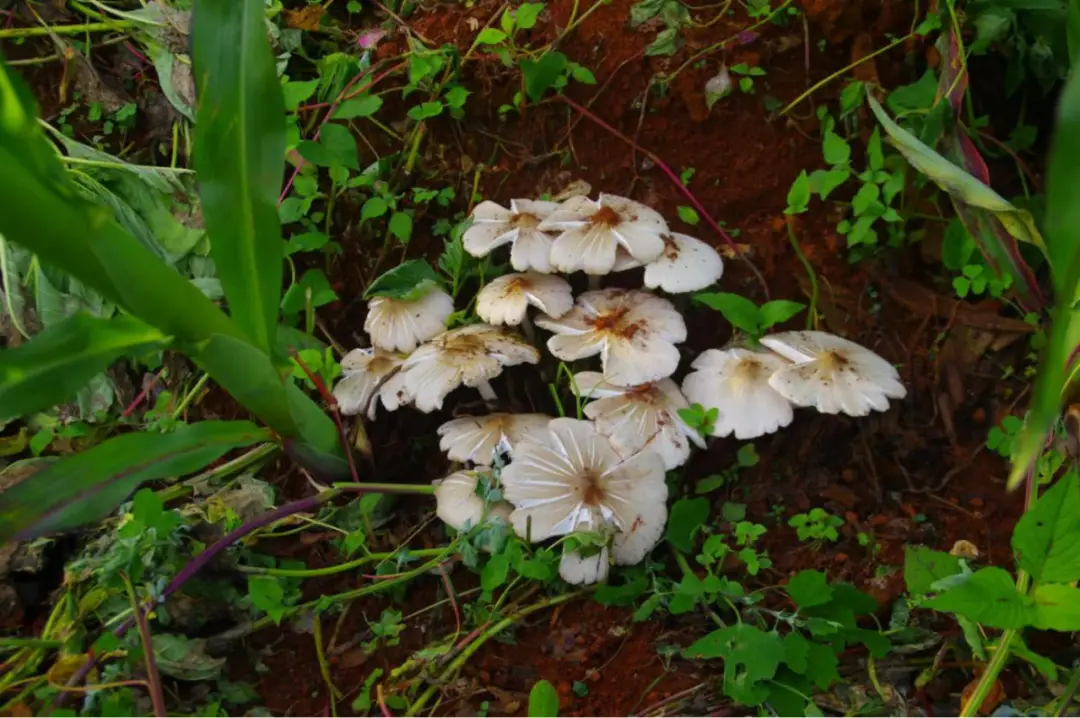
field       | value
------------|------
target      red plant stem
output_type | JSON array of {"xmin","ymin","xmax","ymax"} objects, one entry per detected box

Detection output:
[
  {"xmin": 437, "ymin": 564, "xmax": 461, "ymax": 638},
  {"xmin": 123, "ymin": 573, "xmax": 166, "ymax": 718},
  {"xmin": 280, "ymin": 61, "xmax": 408, "ymax": 205},
  {"xmin": 290, "ymin": 351, "xmax": 360, "ymax": 483},
  {"xmin": 122, "ymin": 368, "xmax": 166, "ymax": 417},
  {"xmin": 557, "ymin": 94, "xmax": 770, "ymax": 299}
]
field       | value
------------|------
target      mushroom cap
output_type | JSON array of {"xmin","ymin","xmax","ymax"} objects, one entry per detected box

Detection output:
[
  {"xmin": 681, "ymin": 348, "xmax": 795, "ymax": 439},
  {"xmin": 540, "ymin": 194, "xmax": 668, "ymax": 275},
  {"xmin": 437, "ymin": 413, "xmax": 552, "ymax": 466},
  {"xmin": 463, "ymin": 199, "xmax": 560, "ymax": 273},
  {"xmin": 761, "ymin": 331, "xmax": 907, "ymax": 416},
  {"xmin": 476, "ymin": 272, "xmax": 574, "ymax": 326},
  {"xmin": 433, "ymin": 470, "xmax": 513, "ymax": 532},
  {"xmin": 559, "ymin": 547, "xmax": 610, "ymax": 585},
  {"xmin": 333, "ymin": 348, "xmax": 407, "ymax": 419},
  {"xmin": 500, "ymin": 418, "xmax": 667, "ymax": 557},
  {"xmin": 535, "ymin": 288, "xmax": 687, "ymax": 387},
  {"xmin": 399, "ymin": 323, "xmax": 540, "ymax": 412},
  {"xmin": 572, "ymin": 371, "xmax": 704, "ymax": 470},
  {"xmin": 643, "ymin": 233, "xmax": 724, "ymax": 293},
  {"xmin": 364, "ymin": 287, "xmax": 454, "ymax": 353}
]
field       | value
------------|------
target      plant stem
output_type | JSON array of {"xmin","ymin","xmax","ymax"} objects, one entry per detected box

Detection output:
[
  {"xmin": 0, "ymin": 637, "xmax": 62, "ymax": 650},
  {"xmin": 406, "ymin": 590, "xmax": 588, "ymax": 716},
  {"xmin": 786, "ymin": 218, "xmax": 819, "ymax": 330},
  {"xmin": 1055, "ymin": 665, "xmax": 1080, "ymax": 717},
  {"xmin": 238, "ymin": 547, "xmax": 447, "ymax": 577},
  {"xmin": 558, "ymin": 94, "xmax": 770, "ymax": 299},
  {"xmin": 668, "ymin": 0, "xmax": 793, "ymax": 82},
  {"xmin": 0, "ymin": 21, "xmax": 135, "ymax": 39},
  {"xmin": 122, "ymin": 575, "xmax": 166, "ymax": 718}
]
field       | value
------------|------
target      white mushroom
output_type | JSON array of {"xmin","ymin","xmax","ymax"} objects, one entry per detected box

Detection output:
[
  {"xmin": 433, "ymin": 470, "xmax": 513, "ymax": 532},
  {"xmin": 642, "ymin": 233, "xmax": 724, "ymax": 293},
  {"xmin": 571, "ymin": 371, "xmax": 704, "ymax": 470},
  {"xmin": 397, "ymin": 323, "xmax": 540, "ymax": 411},
  {"xmin": 476, "ymin": 272, "xmax": 573, "ymax": 343},
  {"xmin": 332, "ymin": 348, "xmax": 407, "ymax": 419},
  {"xmin": 681, "ymin": 348, "xmax": 795, "ymax": 439},
  {"xmin": 501, "ymin": 418, "xmax": 668, "ymax": 566},
  {"xmin": 364, "ymin": 287, "xmax": 453, "ymax": 353},
  {"xmin": 761, "ymin": 331, "xmax": 907, "ymax": 416},
  {"xmin": 535, "ymin": 289, "xmax": 686, "ymax": 387},
  {"xmin": 437, "ymin": 413, "xmax": 552, "ymax": 466},
  {"xmin": 539, "ymin": 194, "xmax": 668, "ymax": 275},
  {"xmin": 463, "ymin": 199, "xmax": 560, "ymax": 273},
  {"xmin": 559, "ymin": 547, "xmax": 610, "ymax": 585}
]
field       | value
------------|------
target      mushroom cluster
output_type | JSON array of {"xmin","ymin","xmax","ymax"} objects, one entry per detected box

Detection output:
[{"xmin": 332, "ymin": 191, "xmax": 907, "ymax": 585}]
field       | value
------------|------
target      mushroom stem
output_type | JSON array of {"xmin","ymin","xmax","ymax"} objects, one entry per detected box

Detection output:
[
  {"xmin": 475, "ymin": 379, "xmax": 499, "ymax": 406},
  {"xmin": 587, "ymin": 274, "xmax": 602, "ymax": 290},
  {"xmin": 521, "ymin": 314, "xmax": 537, "ymax": 345}
]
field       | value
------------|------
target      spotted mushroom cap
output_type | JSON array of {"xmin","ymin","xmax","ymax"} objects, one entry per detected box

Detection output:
[
  {"xmin": 571, "ymin": 371, "xmax": 704, "ymax": 470},
  {"xmin": 437, "ymin": 413, "xmax": 552, "ymax": 466},
  {"xmin": 476, "ymin": 272, "xmax": 574, "ymax": 327},
  {"xmin": 681, "ymin": 347, "xmax": 794, "ymax": 439},
  {"xmin": 539, "ymin": 194, "xmax": 668, "ymax": 275},
  {"xmin": 333, "ymin": 348, "xmax": 408, "ymax": 420},
  {"xmin": 642, "ymin": 233, "xmax": 724, "ymax": 293},
  {"xmin": 397, "ymin": 323, "xmax": 540, "ymax": 412},
  {"xmin": 463, "ymin": 199, "xmax": 560, "ymax": 273},
  {"xmin": 500, "ymin": 418, "xmax": 668, "ymax": 569},
  {"xmin": 363, "ymin": 287, "xmax": 453, "ymax": 353},
  {"xmin": 760, "ymin": 331, "xmax": 907, "ymax": 416},
  {"xmin": 535, "ymin": 288, "xmax": 687, "ymax": 387}
]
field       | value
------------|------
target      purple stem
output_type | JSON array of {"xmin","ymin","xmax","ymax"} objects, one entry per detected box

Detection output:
[{"xmin": 127, "ymin": 578, "xmax": 166, "ymax": 718}]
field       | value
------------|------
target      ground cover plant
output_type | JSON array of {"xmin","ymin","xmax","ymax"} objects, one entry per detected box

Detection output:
[{"xmin": 1, "ymin": 0, "xmax": 1080, "ymax": 716}]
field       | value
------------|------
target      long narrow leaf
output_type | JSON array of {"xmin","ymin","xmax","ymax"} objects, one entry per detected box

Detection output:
[
  {"xmin": 0, "ymin": 312, "xmax": 170, "ymax": 423},
  {"xmin": 192, "ymin": 0, "xmax": 286, "ymax": 354},
  {"xmin": 1008, "ymin": 62, "xmax": 1080, "ymax": 488},
  {"xmin": 0, "ymin": 421, "xmax": 269, "ymax": 541},
  {"xmin": 0, "ymin": 56, "xmax": 241, "ymax": 345}
]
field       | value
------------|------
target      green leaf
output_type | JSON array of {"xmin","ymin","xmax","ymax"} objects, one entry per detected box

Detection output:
[
  {"xmin": 785, "ymin": 170, "xmax": 811, "ymax": 214},
  {"xmin": 677, "ymin": 205, "xmax": 700, "ymax": 225},
  {"xmin": 283, "ymin": 79, "xmax": 319, "ymax": 112},
  {"xmin": 476, "ymin": 28, "xmax": 508, "ymax": 44},
  {"xmin": 822, "ymin": 130, "xmax": 851, "ymax": 166},
  {"xmin": 248, "ymin": 575, "xmax": 288, "ymax": 624},
  {"xmin": 332, "ymin": 94, "xmax": 383, "ymax": 120},
  {"xmin": 759, "ymin": 300, "xmax": 804, "ymax": 329},
  {"xmin": 361, "ymin": 196, "xmax": 389, "ymax": 221},
  {"xmin": 867, "ymin": 127, "xmax": 884, "ymax": 171},
  {"xmin": 389, "ymin": 212, "xmax": 413, "ymax": 243},
  {"xmin": 684, "ymin": 624, "xmax": 784, "ymax": 706},
  {"xmin": 407, "ymin": 101, "xmax": 444, "ymax": 121},
  {"xmin": 528, "ymin": 680, "xmax": 560, "ymax": 717},
  {"xmin": 781, "ymin": 632, "xmax": 810, "ymax": 674},
  {"xmin": 666, "ymin": 497, "xmax": 710, "ymax": 553},
  {"xmin": 281, "ymin": 269, "xmax": 338, "ymax": 316},
  {"xmin": 482, "ymin": 553, "xmax": 510, "ymax": 592},
  {"xmin": 192, "ymin": 0, "xmax": 286, "ymax": 354},
  {"xmin": 923, "ymin": 567, "xmax": 1030, "ymax": 629},
  {"xmin": 786, "ymin": 570, "xmax": 834, "ymax": 609},
  {"xmin": 297, "ymin": 123, "xmax": 359, "ymax": 169},
  {"xmin": 809, "ymin": 168, "xmax": 851, "ymax": 200},
  {"xmin": 1008, "ymin": 60, "xmax": 1080, "ymax": 488},
  {"xmin": 1013, "ymin": 473, "xmax": 1080, "ymax": 583},
  {"xmin": 520, "ymin": 51, "xmax": 568, "ymax": 102},
  {"xmin": 886, "ymin": 68, "xmax": 938, "ymax": 114},
  {"xmin": 904, "ymin": 546, "xmax": 962, "ymax": 595},
  {"xmin": 645, "ymin": 27, "xmax": 679, "ymax": 57},
  {"xmin": 692, "ymin": 292, "xmax": 762, "ymax": 336},
  {"xmin": 802, "ymin": 642, "xmax": 841, "ymax": 689},
  {"xmin": 0, "ymin": 313, "xmax": 169, "ymax": 423},
  {"xmin": 0, "ymin": 420, "xmax": 268, "ymax": 541},
  {"xmin": 514, "ymin": 2, "xmax": 545, "ymax": 29},
  {"xmin": 364, "ymin": 259, "xmax": 439, "ymax": 299},
  {"xmin": 1031, "ymin": 583, "xmax": 1080, "ymax": 631}
]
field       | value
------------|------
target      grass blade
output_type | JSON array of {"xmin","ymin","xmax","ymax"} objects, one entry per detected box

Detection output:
[
  {"xmin": 0, "ymin": 312, "xmax": 170, "ymax": 424},
  {"xmin": 1008, "ymin": 61, "xmax": 1080, "ymax": 488},
  {"xmin": 0, "ymin": 420, "xmax": 269, "ymax": 541},
  {"xmin": 192, "ymin": 0, "xmax": 286, "ymax": 354}
]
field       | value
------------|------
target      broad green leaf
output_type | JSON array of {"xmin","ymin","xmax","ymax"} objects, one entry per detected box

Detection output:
[
  {"xmin": 1031, "ymin": 583, "xmax": 1080, "ymax": 631},
  {"xmin": 297, "ymin": 124, "xmax": 359, "ymax": 169},
  {"xmin": 0, "ymin": 420, "xmax": 268, "ymax": 541},
  {"xmin": 481, "ymin": 553, "xmax": 510, "ymax": 592},
  {"xmin": 0, "ymin": 313, "xmax": 170, "ymax": 424},
  {"xmin": 1012, "ymin": 473, "xmax": 1080, "ymax": 583},
  {"xmin": 281, "ymin": 269, "xmax": 338, "ymax": 316},
  {"xmin": 528, "ymin": 680, "xmax": 559, "ymax": 718},
  {"xmin": 665, "ymin": 497, "xmax": 709, "ymax": 552},
  {"xmin": 923, "ymin": 567, "xmax": 1030, "ymax": 629},
  {"xmin": 389, "ymin": 211, "xmax": 413, "ymax": 243},
  {"xmin": 759, "ymin": 300, "xmax": 805, "ymax": 329},
  {"xmin": 361, "ymin": 196, "xmax": 389, "ymax": 221},
  {"xmin": 684, "ymin": 624, "xmax": 784, "ymax": 706},
  {"xmin": 332, "ymin": 94, "xmax": 383, "ymax": 119},
  {"xmin": 0, "ymin": 57, "xmax": 240, "ymax": 345},
  {"xmin": 822, "ymin": 130, "xmax": 851, "ymax": 166},
  {"xmin": 514, "ymin": 2, "xmax": 545, "ymax": 29},
  {"xmin": 476, "ymin": 28, "xmax": 507, "ymax": 45},
  {"xmin": 1009, "ymin": 59, "xmax": 1080, "ymax": 488},
  {"xmin": 781, "ymin": 632, "xmax": 810, "ymax": 674},
  {"xmin": 809, "ymin": 167, "xmax": 850, "ymax": 200},
  {"xmin": 520, "ymin": 51, "xmax": 568, "ymax": 102},
  {"xmin": 867, "ymin": 94, "xmax": 1047, "ymax": 257},
  {"xmin": 692, "ymin": 292, "xmax": 762, "ymax": 336},
  {"xmin": 785, "ymin": 570, "xmax": 833, "ymax": 609},
  {"xmin": 904, "ymin": 546, "xmax": 962, "ymax": 595},
  {"xmin": 365, "ymin": 259, "xmax": 440, "ymax": 299},
  {"xmin": 785, "ymin": 171, "xmax": 811, "ymax": 214},
  {"xmin": 192, "ymin": 0, "xmax": 286, "ymax": 354}
]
